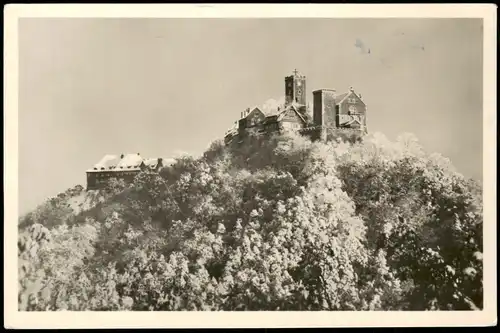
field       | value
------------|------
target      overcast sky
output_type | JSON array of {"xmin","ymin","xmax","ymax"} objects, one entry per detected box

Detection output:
[{"xmin": 18, "ymin": 18, "xmax": 483, "ymax": 214}]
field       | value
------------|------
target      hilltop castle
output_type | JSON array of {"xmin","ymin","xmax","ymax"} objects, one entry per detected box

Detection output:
[
  {"xmin": 86, "ymin": 70, "xmax": 367, "ymax": 190},
  {"xmin": 224, "ymin": 70, "xmax": 367, "ymax": 144}
]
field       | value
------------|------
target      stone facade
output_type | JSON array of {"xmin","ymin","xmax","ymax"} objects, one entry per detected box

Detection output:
[{"xmin": 225, "ymin": 70, "xmax": 368, "ymax": 145}]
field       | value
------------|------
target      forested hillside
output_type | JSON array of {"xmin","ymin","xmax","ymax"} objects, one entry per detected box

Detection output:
[{"xmin": 18, "ymin": 131, "xmax": 483, "ymax": 311}]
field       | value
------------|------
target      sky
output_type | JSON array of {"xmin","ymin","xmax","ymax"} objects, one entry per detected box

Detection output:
[{"xmin": 18, "ymin": 18, "xmax": 483, "ymax": 214}]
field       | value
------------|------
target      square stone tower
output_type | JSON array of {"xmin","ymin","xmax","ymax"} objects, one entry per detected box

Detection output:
[
  {"xmin": 285, "ymin": 69, "xmax": 307, "ymax": 106},
  {"xmin": 312, "ymin": 89, "xmax": 337, "ymax": 141},
  {"xmin": 313, "ymin": 89, "xmax": 337, "ymax": 127}
]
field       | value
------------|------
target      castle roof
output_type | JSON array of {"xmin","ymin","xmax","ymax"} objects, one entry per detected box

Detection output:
[
  {"xmin": 261, "ymin": 101, "xmax": 300, "ymax": 116},
  {"xmin": 87, "ymin": 153, "xmax": 166, "ymax": 172},
  {"xmin": 116, "ymin": 153, "xmax": 143, "ymax": 169},
  {"xmin": 281, "ymin": 104, "xmax": 307, "ymax": 123},
  {"xmin": 335, "ymin": 89, "xmax": 365, "ymax": 105},
  {"xmin": 335, "ymin": 92, "xmax": 349, "ymax": 104},
  {"xmin": 262, "ymin": 103, "xmax": 308, "ymax": 125},
  {"xmin": 91, "ymin": 154, "xmax": 121, "ymax": 171},
  {"xmin": 240, "ymin": 106, "xmax": 264, "ymax": 120}
]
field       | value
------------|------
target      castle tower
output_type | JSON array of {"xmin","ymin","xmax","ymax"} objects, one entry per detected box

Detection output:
[
  {"xmin": 285, "ymin": 69, "xmax": 307, "ymax": 106},
  {"xmin": 313, "ymin": 89, "xmax": 337, "ymax": 129}
]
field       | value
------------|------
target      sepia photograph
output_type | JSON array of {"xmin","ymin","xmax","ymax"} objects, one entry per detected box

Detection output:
[{"xmin": 4, "ymin": 3, "xmax": 497, "ymax": 329}]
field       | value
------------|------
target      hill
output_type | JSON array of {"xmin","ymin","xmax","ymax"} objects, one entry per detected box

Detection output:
[{"xmin": 18, "ymin": 131, "xmax": 483, "ymax": 311}]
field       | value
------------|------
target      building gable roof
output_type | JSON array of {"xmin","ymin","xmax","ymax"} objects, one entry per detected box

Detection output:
[
  {"xmin": 248, "ymin": 107, "xmax": 266, "ymax": 122},
  {"xmin": 276, "ymin": 104, "xmax": 307, "ymax": 124},
  {"xmin": 241, "ymin": 106, "xmax": 265, "ymax": 120},
  {"xmin": 250, "ymin": 106, "xmax": 264, "ymax": 116},
  {"xmin": 336, "ymin": 90, "xmax": 366, "ymax": 106}
]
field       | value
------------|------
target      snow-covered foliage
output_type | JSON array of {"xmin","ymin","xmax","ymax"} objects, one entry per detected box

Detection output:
[{"xmin": 18, "ymin": 131, "xmax": 483, "ymax": 311}]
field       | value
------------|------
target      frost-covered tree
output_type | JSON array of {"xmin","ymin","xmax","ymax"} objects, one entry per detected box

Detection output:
[{"xmin": 18, "ymin": 131, "xmax": 483, "ymax": 311}]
